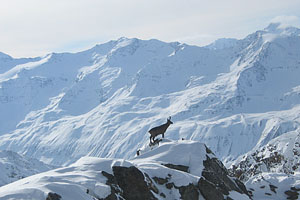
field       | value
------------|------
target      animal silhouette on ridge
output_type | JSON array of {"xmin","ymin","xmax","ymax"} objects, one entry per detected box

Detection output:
[{"xmin": 148, "ymin": 116, "xmax": 173, "ymax": 144}]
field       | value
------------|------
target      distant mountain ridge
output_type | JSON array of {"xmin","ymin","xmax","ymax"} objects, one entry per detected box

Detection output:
[
  {"xmin": 0, "ymin": 150, "xmax": 54, "ymax": 186},
  {"xmin": 0, "ymin": 23, "xmax": 299, "ymax": 170}
]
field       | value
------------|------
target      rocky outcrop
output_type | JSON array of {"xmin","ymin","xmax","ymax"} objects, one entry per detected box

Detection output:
[
  {"xmin": 285, "ymin": 187, "xmax": 300, "ymax": 200},
  {"xmin": 112, "ymin": 166, "xmax": 157, "ymax": 200},
  {"xmin": 162, "ymin": 163, "xmax": 189, "ymax": 173},
  {"xmin": 46, "ymin": 192, "xmax": 61, "ymax": 200},
  {"xmin": 178, "ymin": 183, "xmax": 199, "ymax": 200},
  {"xmin": 151, "ymin": 154, "xmax": 249, "ymax": 199},
  {"xmin": 198, "ymin": 177, "xmax": 224, "ymax": 200},
  {"xmin": 199, "ymin": 155, "xmax": 250, "ymax": 199},
  {"xmin": 229, "ymin": 132, "xmax": 300, "ymax": 182},
  {"xmin": 203, "ymin": 156, "xmax": 248, "ymax": 194},
  {"xmin": 99, "ymin": 160, "xmax": 249, "ymax": 200},
  {"xmin": 0, "ymin": 140, "xmax": 251, "ymax": 200},
  {"xmin": 101, "ymin": 166, "xmax": 157, "ymax": 200}
]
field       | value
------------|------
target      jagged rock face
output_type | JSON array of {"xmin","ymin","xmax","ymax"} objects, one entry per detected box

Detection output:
[
  {"xmin": 201, "ymin": 156, "xmax": 249, "ymax": 196},
  {"xmin": 229, "ymin": 130, "xmax": 300, "ymax": 199},
  {"xmin": 108, "ymin": 166, "xmax": 157, "ymax": 200},
  {"xmin": 229, "ymin": 130, "xmax": 300, "ymax": 182},
  {"xmin": 198, "ymin": 177, "xmax": 224, "ymax": 200},
  {"xmin": 102, "ymin": 165, "xmax": 203, "ymax": 200}
]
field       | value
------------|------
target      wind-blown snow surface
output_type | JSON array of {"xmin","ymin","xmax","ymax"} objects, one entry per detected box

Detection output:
[{"xmin": 0, "ymin": 23, "xmax": 300, "ymax": 167}]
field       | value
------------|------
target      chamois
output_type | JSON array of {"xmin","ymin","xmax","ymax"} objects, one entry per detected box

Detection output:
[{"xmin": 149, "ymin": 116, "xmax": 173, "ymax": 144}]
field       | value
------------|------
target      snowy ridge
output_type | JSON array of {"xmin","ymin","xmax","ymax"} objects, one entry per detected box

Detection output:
[
  {"xmin": 0, "ymin": 140, "xmax": 250, "ymax": 200},
  {"xmin": 0, "ymin": 23, "xmax": 299, "ymax": 169},
  {"xmin": 229, "ymin": 124, "xmax": 300, "ymax": 181},
  {"xmin": 0, "ymin": 150, "xmax": 55, "ymax": 186},
  {"xmin": 205, "ymin": 38, "xmax": 238, "ymax": 50}
]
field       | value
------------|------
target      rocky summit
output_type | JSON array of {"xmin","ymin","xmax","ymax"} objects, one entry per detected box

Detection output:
[{"xmin": 0, "ymin": 140, "xmax": 250, "ymax": 200}]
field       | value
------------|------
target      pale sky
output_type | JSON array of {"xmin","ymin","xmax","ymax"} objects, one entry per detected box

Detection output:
[{"xmin": 1, "ymin": 0, "xmax": 300, "ymax": 58}]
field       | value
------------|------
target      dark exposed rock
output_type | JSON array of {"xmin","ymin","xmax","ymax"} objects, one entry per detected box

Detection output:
[
  {"xmin": 101, "ymin": 167, "xmax": 158, "ymax": 200},
  {"xmin": 160, "ymin": 193, "xmax": 166, "ymax": 198},
  {"xmin": 269, "ymin": 184, "xmax": 278, "ymax": 193},
  {"xmin": 205, "ymin": 145, "xmax": 214, "ymax": 155},
  {"xmin": 153, "ymin": 175, "xmax": 200, "ymax": 200},
  {"xmin": 152, "ymin": 177, "xmax": 168, "ymax": 185},
  {"xmin": 46, "ymin": 192, "xmax": 61, "ymax": 200},
  {"xmin": 234, "ymin": 178, "xmax": 249, "ymax": 195},
  {"xmin": 178, "ymin": 183, "xmax": 199, "ymax": 200},
  {"xmin": 193, "ymin": 153, "xmax": 252, "ymax": 199},
  {"xmin": 285, "ymin": 190, "xmax": 299, "ymax": 200},
  {"xmin": 144, "ymin": 173, "xmax": 159, "ymax": 194},
  {"xmin": 198, "ymin": 177, "xmax": 224, "ymax": 200},
  {"xmin": 162, "ymin": 163, "xmax": 189, "ymax": 173},
  {"xmin": 112, "ymin": 166, "xmax": 157, "ymax": 200},
  {"xmin": 247, "ymin": 190, "xmax": 253, "ymax": 197},
  {"xmin": 202, "ymin": 155, "xmax": 247, "ymax": 195},
  {"xmin": 101, "ymin": 193, "xmax": 118, "ymax": 200},
  {"xmin": 202, "ymin": 170, "xmax": 230, "ymax": 195},
  {"xmin": 101, "ymin": 171, "xmax": 120, "ymax": 200},
  {"xmin": 229, "ymin": 142, "xmax": 300, "ymax": 182},
  {"xmin": 166, "ymin": 182, "xmax": 175, "ymax": 189},
  {"xmin": 100, "ymin": 144, "xmax": 250, "ymax": 200},
  {"xmin": 101, "ymin": 171, "xmax": 115, "ymax": 185},
  {"xmin": 291, "ymin": 186, "xmax": 300, "ymax": 191}
]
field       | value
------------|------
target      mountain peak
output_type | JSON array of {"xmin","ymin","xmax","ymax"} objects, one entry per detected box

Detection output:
[
  {"xmin": 0, "ymin": 52, "xmax": 12, "ymax": 60},
  {"xmin": 263, "ymin": 22, "xmax": 300, "ymax": 36},
  {"xmin": 206, "ymin": 38, "xmax": 239, "ymax": 50}
]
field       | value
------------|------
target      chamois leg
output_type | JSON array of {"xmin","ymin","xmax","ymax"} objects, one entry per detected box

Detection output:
[
  {"xmin": 150, "ymin": 135, "xmax": 154, "ymax": 144},
  {"xmin": 152, "ymin": 136, "xmax": 156, "ymax": 143},
  {"xmin": 162, "ymin": 133, "xmax": 164, "ymax": 138}
]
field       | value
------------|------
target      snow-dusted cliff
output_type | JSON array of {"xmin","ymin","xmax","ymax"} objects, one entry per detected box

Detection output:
[
  {"xmin": 0, "ymin": 140, "xmax": 250, "ymax": 200},
  {"xmin": 0, "ymin": 23, "xmax": 300, "ymax": 169}
]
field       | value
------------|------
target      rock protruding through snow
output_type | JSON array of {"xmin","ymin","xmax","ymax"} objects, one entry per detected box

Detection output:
[{"xmin": 0, "ymin": 140, "xmax": 250, "ymax": 200}]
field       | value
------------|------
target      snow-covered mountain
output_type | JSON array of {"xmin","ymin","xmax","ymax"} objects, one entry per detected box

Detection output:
[
  {"xmin": 227, "ymin": 120, "xmax": 300, "ymax": 199},
  {"xmin": 0, "ymin": 22, "xmax": 300, "ymax": 169},
  {"xmin": 0, "ymin": 150, "xmax": 55, "ymax": 186},
  {"xmin": 0, "ymin": 140, "xmax": 250, "ymax": 200},
  {"xmin": 230, "ymin": 126, "xmax": 300, "ymax": 181}
]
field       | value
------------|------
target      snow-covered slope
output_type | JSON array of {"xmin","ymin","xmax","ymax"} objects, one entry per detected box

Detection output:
[
  {"xmin": 245, "ymin": 172, "xmax": 300, "ymax": 200},
  {"xmin": 205, "ymin": 38, "xmax": 238, "ymax": 50},
  {"xmin": 0, "ymin": 23, "xmax": 300, "ymax": 168},
  {"xmin": 0, "ymin": 140, "xmax": 250, "ymax": 200},
  {"xmin": 229, "ymin": 126, "xmax": 300, "ymax": 181},
  {"xmin": 0, "ymin": 150, "xmax": 55, "ymax": 186}
]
